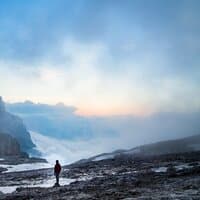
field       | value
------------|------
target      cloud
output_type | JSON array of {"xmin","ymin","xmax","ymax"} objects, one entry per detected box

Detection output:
[
  {"xmin": 0, "ymin": 0, "xmax": 199, "ymax": 164},
  {"xmin": 1, "ymin": 35, "xmax": 200, "ymax": 115},
  {"xmin": 7, "ymin": 101, "xmax": 200, "ymax": 151},
  {"xmin": 30, "ymin": 131, "xmax": 120, "ymax": 164},
  {"xmin": 0, "ymin": 1, "xmax": 199, "ymax": 115},
  {"xmin": 29, "ymin": 108, "xmax": 200, "ymax": 165}
]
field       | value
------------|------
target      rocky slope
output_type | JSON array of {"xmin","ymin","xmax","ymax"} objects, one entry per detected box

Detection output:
[
  {"xmin": 82, "ymin": 134, "xmax": 200, "ymax": 163},
  {"xmin": 0, "ymin": 133, "xmax": 21, "ymax": 156},
  {"xmin": 0, "ymin": 151, "xmax": 200, "ymax": 199},
  {"xmin": 0, "ymin": 97, "xmax": 35, "ymax": 152}
]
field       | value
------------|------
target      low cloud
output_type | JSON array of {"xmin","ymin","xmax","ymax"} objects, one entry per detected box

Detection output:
[{"xmin": 6, "ymin": 101, "xmax": 200, "ymax": 165}]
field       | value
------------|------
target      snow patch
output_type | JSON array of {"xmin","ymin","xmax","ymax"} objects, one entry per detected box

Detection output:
[
  {"xmin": 0, "ymin": 162, "xmax": 51, "ymax": 173},
  {"xmin": 152, "ymin": 167, "xmax": 168, "ymax": 173},
  {"xmin": 175, "ymin": 164, "xmax": 193, "ymax": 171},
  {"xmin": 0, "ymin": 186, "xmax": 17, "ymax": 194},
  {"xmin": 0, "ymin": 177, "xmax": 75, "ymax": 194},
  {"xmin": 29, "ymin": 177, "xmax": 75, "ymax": 188},
  {"xmin": 0, "ymin": 158, "xmax": 4, "ymax": 161}
]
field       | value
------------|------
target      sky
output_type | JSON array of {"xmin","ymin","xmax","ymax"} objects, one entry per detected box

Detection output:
[{"xmin": 0, "ymin": 0, "xmax": 200, "ymax": 116}]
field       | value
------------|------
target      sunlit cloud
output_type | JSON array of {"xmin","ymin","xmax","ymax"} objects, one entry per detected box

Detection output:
[
  {"xmin": 0, "ymin": 1, "xmax": 200, "ymax": 116},
  {"xmin": 1, "ymin": 37, "xmax": 199, "ymax": 116}
]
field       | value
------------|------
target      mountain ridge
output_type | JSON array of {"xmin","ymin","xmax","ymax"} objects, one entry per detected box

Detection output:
[
  {"xmin": 76, "ymin": 134, "xmax": 200, "ymax": 163},
  {"xmin": 0, "ymin": 97, "xmax": 35, "ymax": 153},
  {"xmin": 0, "ymin": 132, "xmax": 21, "ymax": 156}
]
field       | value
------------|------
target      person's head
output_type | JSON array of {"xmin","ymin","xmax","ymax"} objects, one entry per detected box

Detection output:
[{"xmin": 56, "ymin": 160, "xmax": 59, "ymax": 164}]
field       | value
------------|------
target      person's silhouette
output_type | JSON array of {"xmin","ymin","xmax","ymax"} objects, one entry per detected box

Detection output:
[{"xmin": 54, "ymin": 160, "xmax": 61, "ymax": 186}]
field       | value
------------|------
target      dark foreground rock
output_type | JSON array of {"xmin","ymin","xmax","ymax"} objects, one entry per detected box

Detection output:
[{"xmin": 1, "ymin": 151, "xmax": 200, "ymax": 199}]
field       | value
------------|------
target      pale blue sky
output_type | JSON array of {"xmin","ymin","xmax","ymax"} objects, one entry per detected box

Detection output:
[{"xmin": 0, "ymin": 0, "xmax": 199, "ymax": 115}]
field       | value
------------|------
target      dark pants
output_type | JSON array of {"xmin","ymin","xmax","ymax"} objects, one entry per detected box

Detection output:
[{"xmin": 55, "ymin": 173, "xmax": 60, "ymax": 184}]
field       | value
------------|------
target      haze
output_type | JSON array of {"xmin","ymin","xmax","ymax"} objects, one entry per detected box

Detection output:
[{"xmin": 0, "ymin": 0, "xmax": 199, "ymax": 116}]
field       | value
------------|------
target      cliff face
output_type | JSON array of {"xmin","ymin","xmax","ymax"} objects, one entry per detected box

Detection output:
[
  {"xmin": 0, "ymin": 97, "xmax": 35, "ymax": 152},
  {"xmin": 0, "ymin": 133, "xmax": 21, "ymax": 156}
]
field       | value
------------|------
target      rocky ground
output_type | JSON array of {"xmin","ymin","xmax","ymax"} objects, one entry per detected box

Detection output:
[{"xmin": 1, "ymin": 151, "xmax": 200, "ymax": 199}]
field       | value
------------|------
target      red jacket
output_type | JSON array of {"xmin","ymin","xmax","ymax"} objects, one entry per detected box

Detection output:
[{"xmin": 54, "ymin": 163, "xmax": 61, "ymax": 174}]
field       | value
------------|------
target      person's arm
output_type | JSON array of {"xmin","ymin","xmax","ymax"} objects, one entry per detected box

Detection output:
[{"xmin": 59, "ymin": 164, "xmax": 61, "ymax": 173}]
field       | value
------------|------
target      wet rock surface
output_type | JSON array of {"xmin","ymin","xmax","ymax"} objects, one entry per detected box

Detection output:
[{"xmin": 1, "ymin": 151, "xmax": 200, "ymax": 199}]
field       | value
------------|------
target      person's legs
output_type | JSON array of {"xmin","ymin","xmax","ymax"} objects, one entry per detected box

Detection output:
[{"xmin": 56, "ymin": 173, "xmax": 59, "ymax": 184}]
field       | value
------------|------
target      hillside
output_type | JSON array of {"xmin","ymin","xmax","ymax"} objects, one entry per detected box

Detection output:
[
  {"xmin": 81, "ymin": 134, "xmax": 200, "ymax": 163},
  {"xmin": 0, "ymin": 133, "xmax": 21, "ymax": 156},
  {"xmin": 0, "ymin": 97, "xmax": 35, "ymax": 152}
]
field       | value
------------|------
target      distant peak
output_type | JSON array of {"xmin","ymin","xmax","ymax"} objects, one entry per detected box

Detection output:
[
  {"xmin": 56, "ymin": 102, "xmax": 65, "ymax": 107},
  {"xmin": 24, "ymin": 100, "xmax": 34, "ymax": 104},
  {"xmin": 0, "ymin": 96, "xmax": 5, "ymax": 112}
]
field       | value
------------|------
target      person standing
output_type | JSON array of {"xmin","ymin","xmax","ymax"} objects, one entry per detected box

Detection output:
[{"xmin": 54, "ymin": 160, "xmax": 61, "ymax": 186}]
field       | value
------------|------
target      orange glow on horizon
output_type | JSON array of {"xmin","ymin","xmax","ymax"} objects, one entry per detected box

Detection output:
[
  {"xmin": 4, "ymin": 97, "xmax": 154, "ymax": 117},
  {"xmin": 75, "ymin": 105, "xmax": 153, "ymax": 117}
]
